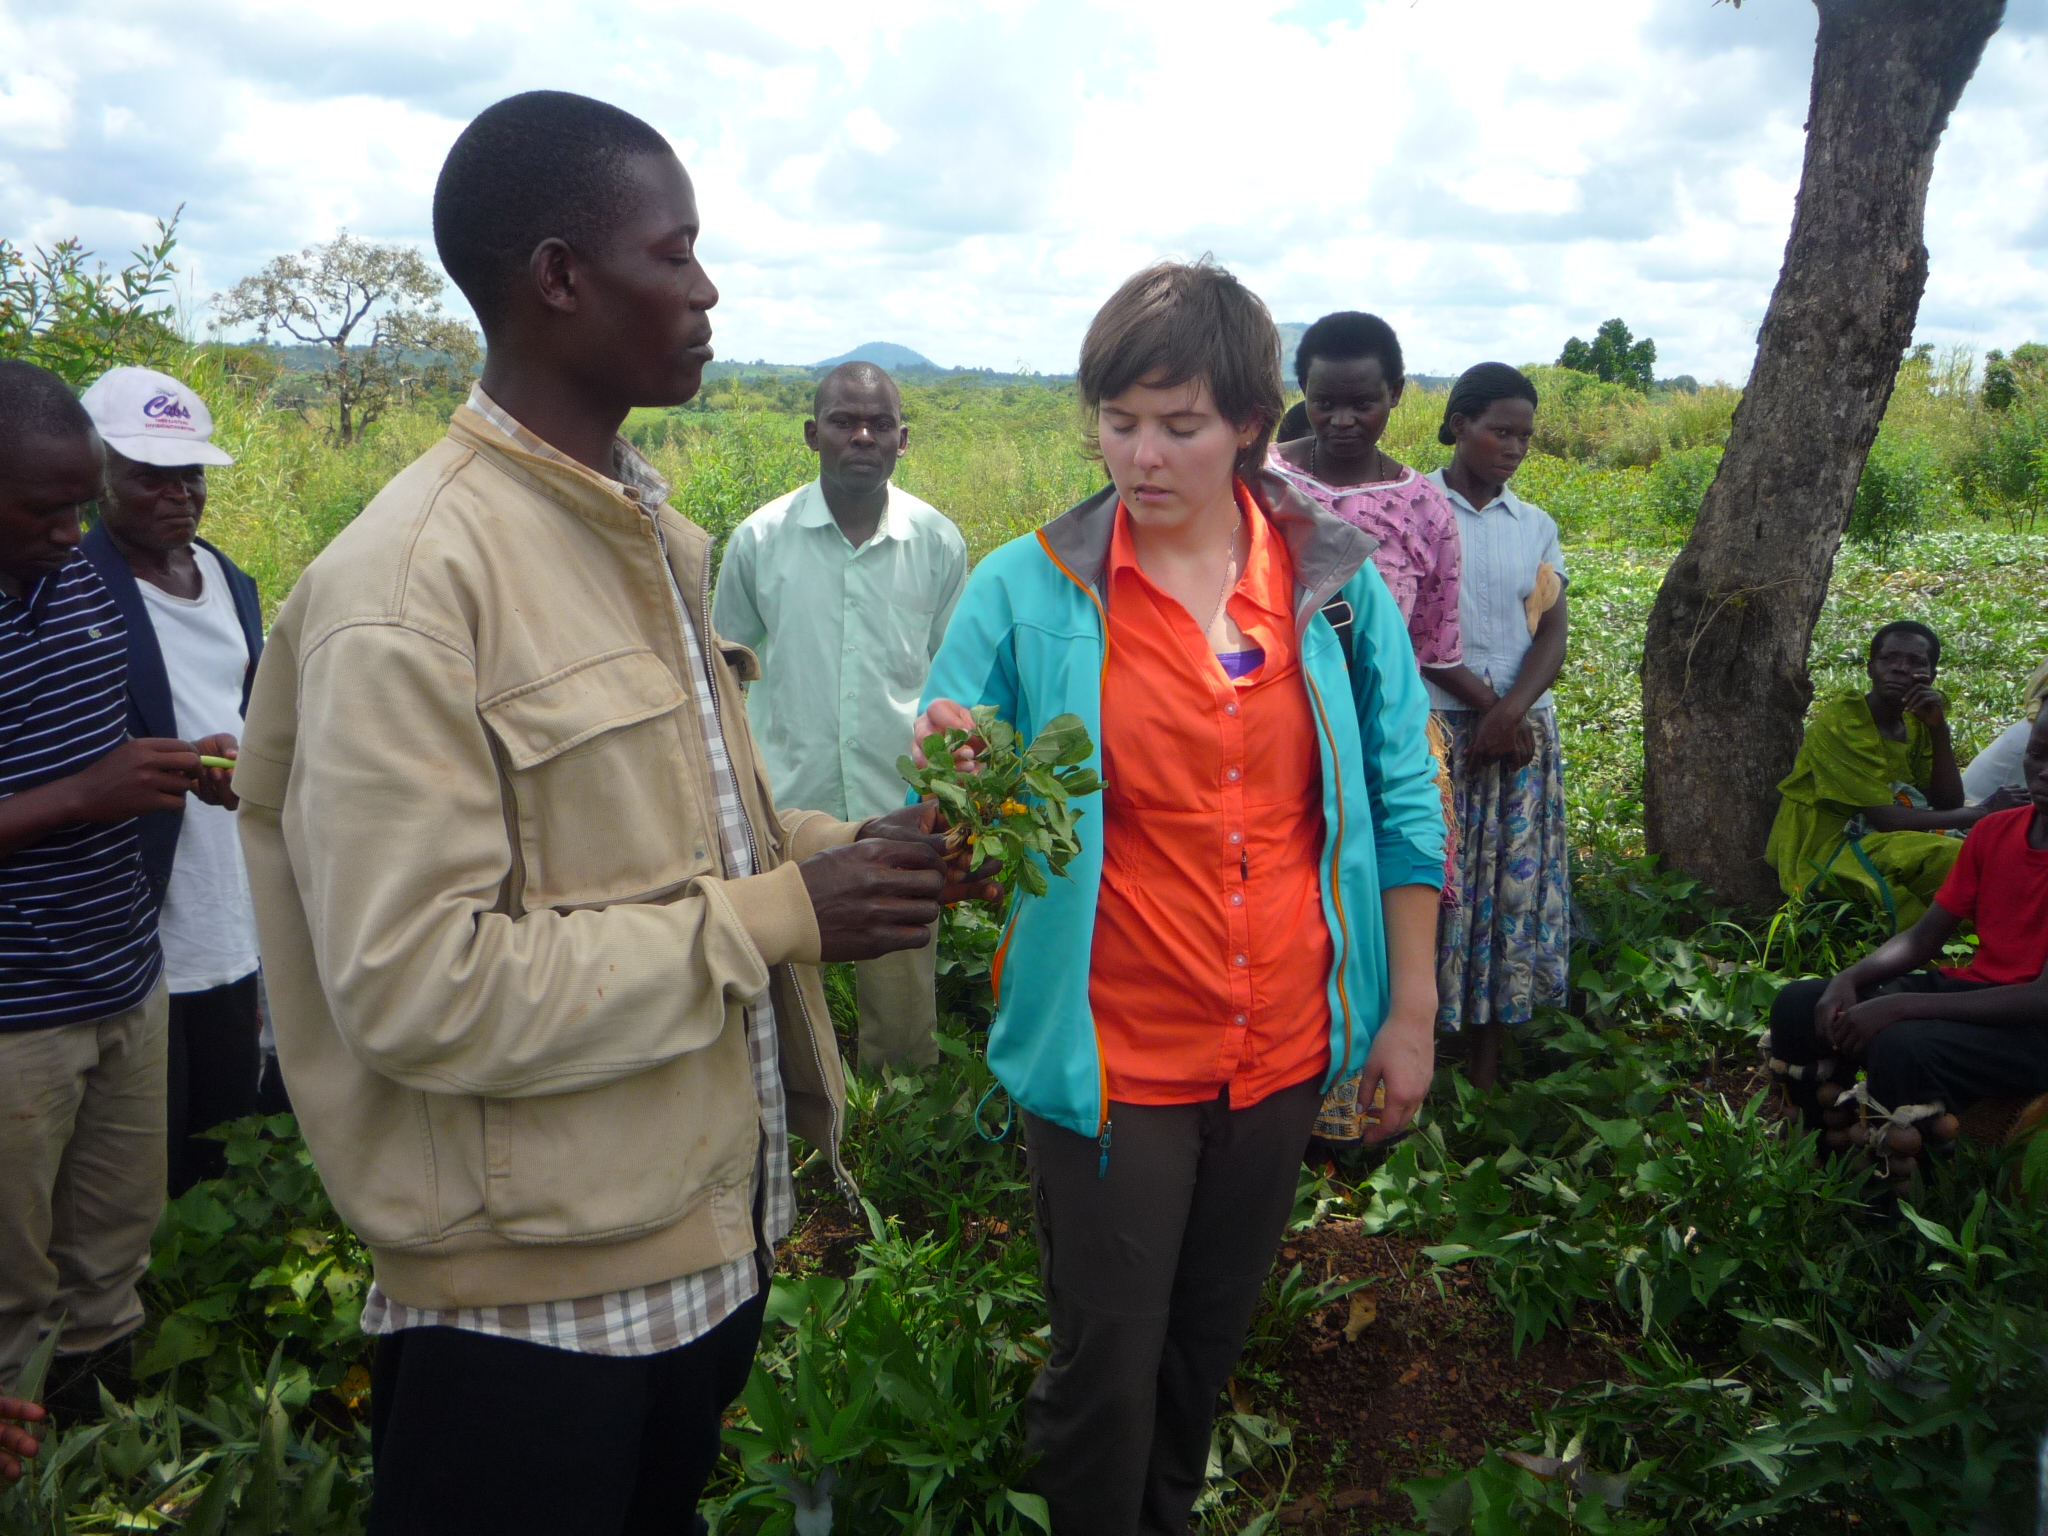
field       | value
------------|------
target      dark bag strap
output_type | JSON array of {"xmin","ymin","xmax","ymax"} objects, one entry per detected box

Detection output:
[{"xmin": 1320, "ymin": 595, "xmax": 1357, "ymax": 674}]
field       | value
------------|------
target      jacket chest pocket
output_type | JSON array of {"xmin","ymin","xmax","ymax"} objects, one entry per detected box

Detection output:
[{"xmin": 480, "ymin": 648, "xmax": 712, "ymax": 910}]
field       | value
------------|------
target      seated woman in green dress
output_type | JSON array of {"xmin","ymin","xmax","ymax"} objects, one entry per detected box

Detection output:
[{"xmin": 1768, "ymin": 621, "xmax": 2024, "ymax": 927}]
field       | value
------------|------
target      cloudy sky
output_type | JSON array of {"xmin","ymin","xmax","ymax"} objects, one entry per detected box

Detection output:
[{"xmin": 3, "ymin": 0, "xmax": 2043, "ymax": 383}]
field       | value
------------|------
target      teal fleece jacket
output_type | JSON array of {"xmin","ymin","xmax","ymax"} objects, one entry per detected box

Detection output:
[{"xmin": 921, "ymin": 470, "xmax": 1446, "ymax": 1140}]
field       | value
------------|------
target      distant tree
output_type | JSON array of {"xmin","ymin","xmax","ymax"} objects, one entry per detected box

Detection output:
[
  {"xmin": 1982, "ymin": 342, "xmax": 2046, "ymax": 410},
  {"xmin": 214, "ymin": 231, "xmax": 478, "ymax": 444},
  {"xmin": 1640, "ymin": 0, "xmax": 2005, "ymax": 908},
  {"xmin": 1557, "ymin": 318, "xmax": 1657, "ymax": 391},
  {"xmin": 0, "ymin": 211, "xmax": 183, "ymax": 385},
  {"xmin": 1660, "ymin": 374, "xmax": 1702, "ymax": 395}
]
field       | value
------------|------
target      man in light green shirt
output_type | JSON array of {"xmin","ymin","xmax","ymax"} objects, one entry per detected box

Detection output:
[{"xmin": 714, "ymin": 363, "xmax": 968, "ymax": 1068}]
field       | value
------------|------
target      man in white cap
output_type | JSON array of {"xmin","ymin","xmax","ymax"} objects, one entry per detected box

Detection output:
[{"xmin": 80, "ymin": 368, "xmax": 269, "ymax": 1199}]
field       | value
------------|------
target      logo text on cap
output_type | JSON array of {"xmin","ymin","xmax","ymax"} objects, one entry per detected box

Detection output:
[{"xmin": 143, "ymin": 394, "xmax": 196, "ymax": 429}]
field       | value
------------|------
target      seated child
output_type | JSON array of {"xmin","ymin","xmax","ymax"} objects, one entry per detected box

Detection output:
[
  {"xmin": 1768, "ymin": 710, "xmax": 2048, "ymax": 1138},
  {"xmin": 1767, "ymin": 620, "xmax": 2023, "ymax": 927}
]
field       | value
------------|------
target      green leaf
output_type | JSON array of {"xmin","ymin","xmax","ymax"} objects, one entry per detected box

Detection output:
[
  {"xmin": 1024, "ymin": 713, "xmax": 1092, "ymax": 767},
  {"xmin": 1005, "ymin": 1491, "xmax": 1053, "ymax": 1532},
  {"xmin": 13, "ymin": 1313, "xmax": 65, "ymax": 1406},
  {"xmin": 136, "ymin": 1310, "xmax": 218, "ymax": 1377}
]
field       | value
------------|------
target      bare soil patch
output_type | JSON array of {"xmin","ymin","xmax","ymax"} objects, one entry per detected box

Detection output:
[{"xmin": 1240, "ymin": 1226, "xmax": 1625, "ymax": 1532}]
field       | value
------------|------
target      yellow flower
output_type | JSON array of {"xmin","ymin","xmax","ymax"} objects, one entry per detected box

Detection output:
[{"xmin": 998, "ymin": 799, "xmax": 1028, "ymax": 817}]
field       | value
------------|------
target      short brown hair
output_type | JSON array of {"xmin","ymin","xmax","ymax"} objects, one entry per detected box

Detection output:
[{"xmin": 1077, "ymin": 258, "xmax": 1285, "ymax": 477}]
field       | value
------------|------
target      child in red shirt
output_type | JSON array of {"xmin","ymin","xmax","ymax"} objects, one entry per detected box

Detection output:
[{"xmin": 1768, "ymin": 710, "xmax": 2048, "ymax": 1130}]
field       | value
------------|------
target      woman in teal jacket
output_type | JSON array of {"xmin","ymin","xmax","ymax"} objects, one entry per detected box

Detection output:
[{"xmin": 916, "ymin": 261, "xmax": 1443, "ymax": 1535}]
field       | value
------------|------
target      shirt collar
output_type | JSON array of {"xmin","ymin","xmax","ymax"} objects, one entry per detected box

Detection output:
[
  {"xmin": 1108, "ymin": 479, "xmax": 1293, "ymax": 622},
  {"xmin": 465, "ymin": 384, "xmax": 673, "ymax": 507},
  {"xmin": 1428, "ymin": 466, "xmax": 1525, "ymax": 519},
  {"xmin": 792, "ymin": 479, "xmax": 908, "ymax": 546}
]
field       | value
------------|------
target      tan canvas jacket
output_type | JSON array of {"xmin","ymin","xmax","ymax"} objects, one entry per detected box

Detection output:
[{"xmin": 235, "ymin": 407, "xmax": 859, "ymax": 1310}]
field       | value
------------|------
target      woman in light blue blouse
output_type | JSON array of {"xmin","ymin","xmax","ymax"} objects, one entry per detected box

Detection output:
[{"xmin": 1419, "ymin": 364, "xmax": 1571, "ymax": 1089}]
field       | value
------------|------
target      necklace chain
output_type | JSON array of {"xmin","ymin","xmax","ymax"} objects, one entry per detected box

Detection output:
[
  {"xmin": 1311, "ymin": 438, "xmax": 1390, "ymax": 486},
  {"xmin": 1204, "ymin": 511, "xmax": 1245, "ymax": 638}
]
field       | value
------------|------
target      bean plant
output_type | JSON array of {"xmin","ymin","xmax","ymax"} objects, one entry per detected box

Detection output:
[{"xmin": 899, "ymin": 707, "xmax": 1101, "ymax": 901}]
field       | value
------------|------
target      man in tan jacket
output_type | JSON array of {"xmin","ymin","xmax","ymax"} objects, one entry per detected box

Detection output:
[{"xmin": 235, "ymin": 91, "xmax": 978, "ymax": 1536}]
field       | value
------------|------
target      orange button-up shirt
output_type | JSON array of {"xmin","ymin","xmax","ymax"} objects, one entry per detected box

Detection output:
[{"xmin": 1090, "ymin": 486, "xmax": 1334, "ymax": 1108}]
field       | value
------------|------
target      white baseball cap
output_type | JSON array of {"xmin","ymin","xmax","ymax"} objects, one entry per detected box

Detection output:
[{"xmin": 79, "ymin": 367, "xmax": 235, "ymax": 468}]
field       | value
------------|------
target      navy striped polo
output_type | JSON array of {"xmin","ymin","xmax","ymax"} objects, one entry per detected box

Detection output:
[{"xmin": 1, "ymin": 555, "xmax": 161, "ymax": 1029}]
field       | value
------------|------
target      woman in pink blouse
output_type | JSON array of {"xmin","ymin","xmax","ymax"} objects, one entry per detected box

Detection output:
[
  {"xmin": 1265, "ymin": 312, "xmax": 1462, "ymax": 669},
  {"xmin": 1265, "ymin": 311, "xmax": 1461, "ymax": 1146}
]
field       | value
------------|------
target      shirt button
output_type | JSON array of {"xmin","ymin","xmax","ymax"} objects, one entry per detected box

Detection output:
[
  {"xmin": 1234, "ymin": 953, "xmax": 1248, "ymax": 967},
  {"xmin": 1230, "ymin": 892, "xmax": 1243, "ymax": 906},
  {"xmin": 1234, "ymin": 1013, "xmax": 1247, "ymax": 1025},
  {"xmin": 1228, "ymin": 832, "xmax": 1242, "ymax": 845},
  {"xmin": 1224, "ymin": 703, "xmax": 1238, "ymax": 716},
  {"xmin": 1226, "ymin": 767, "xmax": 1240, "ymax": 782}
]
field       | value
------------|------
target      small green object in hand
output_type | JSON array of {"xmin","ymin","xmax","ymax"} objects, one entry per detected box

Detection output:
[
  {"xmin": 198, "ymin": 755, "xmax": 237, "ymax": 771},
  {"xmin": 898, "ymin": 706, "xmax": 1103, "ymax": 902}
]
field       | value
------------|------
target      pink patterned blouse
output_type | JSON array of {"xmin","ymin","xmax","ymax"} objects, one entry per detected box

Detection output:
[{"xmin": 1263, "ymin": 450, "xmax": 1464, "ymax": 668}]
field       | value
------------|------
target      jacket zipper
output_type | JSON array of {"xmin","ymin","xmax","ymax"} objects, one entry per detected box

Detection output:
[
  {"xmin": 1033, "ymin": 528, "xmax": 1115, "ymax": 1170},
  {"xmin": 1300, "ymin": 656, "xmax": 1355, "ymax": 1078}
]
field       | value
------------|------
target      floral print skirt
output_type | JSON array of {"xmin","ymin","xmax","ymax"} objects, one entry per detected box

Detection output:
[{"xmin": 1434, "ymin": 706, "xmax": 1570, "ymax": 1032}]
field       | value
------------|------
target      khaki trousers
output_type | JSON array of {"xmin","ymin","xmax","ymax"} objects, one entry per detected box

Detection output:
[
  {"xmin": 855, "ymin": 931, "xmax": 939, "ymax": 1070},
  {"xmin": 0, "ymin": 980, "xmax": 168, "ymax": 1392}
]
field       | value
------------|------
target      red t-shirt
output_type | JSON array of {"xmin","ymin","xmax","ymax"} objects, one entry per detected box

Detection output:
[{"xmin": 1934, "ymin": 807, "xmax": 2048, "ymax": 985}]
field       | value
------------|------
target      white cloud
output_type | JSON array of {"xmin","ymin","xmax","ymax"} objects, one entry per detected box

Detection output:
[{"xmin": 0, "ymin": 0, "xmax": 2042, "ymax": 382}]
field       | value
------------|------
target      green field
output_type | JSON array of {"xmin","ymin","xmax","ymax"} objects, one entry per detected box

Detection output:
[{"xmin": 7, "ymin": 351, "xmax": 2048, "ymax": 1534}]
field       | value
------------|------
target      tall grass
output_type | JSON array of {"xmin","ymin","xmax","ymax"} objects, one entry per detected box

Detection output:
[
  {"xmin": 179, "ymin": 341, "xmax": 2046, "ymax": 614},
  {"xmin": 175, "ymin": 348, "xmax": 445, "ymax": 620}
]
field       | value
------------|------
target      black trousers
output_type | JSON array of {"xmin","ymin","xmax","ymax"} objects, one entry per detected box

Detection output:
[
  {"xmin": 367, "ymin": 1289, "xmax": 766, "ymax": 1536},
  {"xmin": 1022, "ymin": 1076, "xmax": 1323, "ymax": 1536},
  {"xmin": 166, "ymin": 972, "xmax": 261, "ymax": 1196},
  {"xmin": 1770, "ymin": 973, "xmax": 2048, "ymax": 1126}
]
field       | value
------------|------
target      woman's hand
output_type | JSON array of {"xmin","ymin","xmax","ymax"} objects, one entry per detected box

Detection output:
[
  {"xmin": 1974, "ymin": 785, "xmax": 2029, "ymax": 816},
  {"xmin": 1470, "ymin": 701, "xmax": 1530, "ymax": 765},
  {"xmin": 910, "ymin": 698, "xmax": 982, "ymax": 772},
  {"xmin": 1366, "ymin": 883, "xmax": 1440, "ymax": 1141},
  {"xmin": 1359, "ymin": 1008, "xmax": 1435, "ymax": 1143},
  {"xmin": 1902, "ymin": 684, "xmax": 1949, "ymax": 731}
]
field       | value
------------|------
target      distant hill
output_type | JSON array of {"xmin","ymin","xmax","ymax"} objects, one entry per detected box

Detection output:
[{"xmin": 814, "ymin": 341, "xmax": 937, "ymax": 370}]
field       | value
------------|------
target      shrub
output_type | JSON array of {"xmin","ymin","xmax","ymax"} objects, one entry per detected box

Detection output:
[
  {"xmin": 1848, "ymin": 425, "xmax": 1947, "ymax": 559},
  {"xmin": 1644, "ymin": 444, "xmax": 1721, "ymax": 530},
  {"xmin": 138, "ymin": 1116, "xmax": 372, "ymax": 1397}
]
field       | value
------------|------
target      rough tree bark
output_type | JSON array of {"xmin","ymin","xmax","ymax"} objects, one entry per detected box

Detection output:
[{"xmin": 1639, "ymin": 0, "xmax": 2005, "ymax": 907}]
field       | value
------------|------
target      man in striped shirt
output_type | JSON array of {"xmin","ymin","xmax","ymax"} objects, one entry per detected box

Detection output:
[{"xmin": 0, "ymin": 361, "xmax": 230, "ymax": 1409}]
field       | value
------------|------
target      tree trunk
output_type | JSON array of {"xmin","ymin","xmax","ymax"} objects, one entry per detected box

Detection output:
[{"xmin": 1639, "ymin": 0, "xmax": 2003, "ymax": 908}]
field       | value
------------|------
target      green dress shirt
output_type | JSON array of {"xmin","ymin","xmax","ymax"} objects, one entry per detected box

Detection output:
[{"xmin": 713, "ymin": 479, "xmax": 968, "ymax": 821}]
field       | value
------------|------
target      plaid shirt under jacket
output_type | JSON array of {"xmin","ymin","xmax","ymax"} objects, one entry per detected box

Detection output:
[{"xmin": 358, "ymin": 386, "xmax": 795, "ymax": 1356}]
